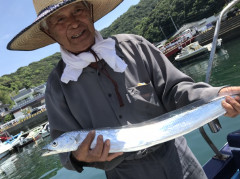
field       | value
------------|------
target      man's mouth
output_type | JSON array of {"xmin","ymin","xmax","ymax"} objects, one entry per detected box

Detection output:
[{"xmin": 71, "ymin": 31, "xmax": 84, "ymax": 39}]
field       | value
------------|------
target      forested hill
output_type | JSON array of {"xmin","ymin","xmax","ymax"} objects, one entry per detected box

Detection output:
[
  {"xmin": 0, "ymin": 53, "xmax": 61, "ymax": 105},
  {"xmin": 0, "ymin": 0, "xmax": 229, "ymax": 105},
  {"xmin": 101, "ymin": 0, "xmax": 227, "ymax": 42}
]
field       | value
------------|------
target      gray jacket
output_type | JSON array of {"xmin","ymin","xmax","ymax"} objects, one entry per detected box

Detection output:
[{"xmin": 45, "ymin": 34, "xmax": 221, "ymax": 178}]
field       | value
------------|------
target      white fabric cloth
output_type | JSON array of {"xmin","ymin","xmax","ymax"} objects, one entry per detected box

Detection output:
[{"xmin": 60, "ymin": 31, "xmax": 127, "ymax": 83}]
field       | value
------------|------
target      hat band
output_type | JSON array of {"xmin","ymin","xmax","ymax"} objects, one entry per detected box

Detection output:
[{"xmin": 37, "ymin": 0, "xmax": 76, "ymax": 21}]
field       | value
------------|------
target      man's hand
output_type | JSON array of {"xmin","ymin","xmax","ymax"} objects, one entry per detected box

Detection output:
[
  {"xmin": 219, "ymin": 86, "xmax": 240, "ymax": 117},
  {"xmin": 72, "ymin": 131, "xmax": 123, "ymax": 163}
]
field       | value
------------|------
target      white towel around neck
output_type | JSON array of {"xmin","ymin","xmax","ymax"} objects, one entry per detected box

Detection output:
[{"xmin": 60, "ymin": 31, "xmax": 127, "ymax": 84}]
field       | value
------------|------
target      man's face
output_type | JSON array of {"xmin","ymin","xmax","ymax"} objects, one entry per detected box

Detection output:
[{"xmin": 45, "ymin": 2, "xmax": 95, "ymax": 54}]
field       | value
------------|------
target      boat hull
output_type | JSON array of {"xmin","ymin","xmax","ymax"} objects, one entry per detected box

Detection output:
[{"xmin": 175, "ymin": 47, "xmax": 208, "ymax": 61}]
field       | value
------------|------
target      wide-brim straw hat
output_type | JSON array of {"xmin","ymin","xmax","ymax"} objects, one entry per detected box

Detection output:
[{"xmin": 7, "ymin": 0, "xmax": 123, "ymax": 51}]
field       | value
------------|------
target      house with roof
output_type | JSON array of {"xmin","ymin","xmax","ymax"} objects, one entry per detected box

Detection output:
[
  {"xmin": 11, "ymin": 83, "xmax": 46, "ymax": 106},
  {"xmin": 33, "ymin": 83, "xmax": 47, "ymax": 95},
  {"xmin": 10, "ymin": 83, "xmax": 46, "ymax": 118},
  {"xmin": 11, "ymin": 88, "xmax": 34, "ymax": 106}
]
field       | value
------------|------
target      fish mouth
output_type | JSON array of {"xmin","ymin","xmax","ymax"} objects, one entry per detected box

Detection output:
[
  {"xmin": 42, "ymin": 149, "xmax": 62, "ymax": 157},
  {"xmin": 42, "ymin": 146, "xmax": 62, "ymax": 157}
]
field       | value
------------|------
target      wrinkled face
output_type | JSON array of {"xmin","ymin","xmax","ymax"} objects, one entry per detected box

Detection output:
[{"xmin": 44, "ymin": 2, "xmax": 95, "ymax": 54}]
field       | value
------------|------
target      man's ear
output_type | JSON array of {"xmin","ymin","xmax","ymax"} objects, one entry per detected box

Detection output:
[{"xmin": 40, "ymin": 25, "xmax": 57, "ymax": 43}]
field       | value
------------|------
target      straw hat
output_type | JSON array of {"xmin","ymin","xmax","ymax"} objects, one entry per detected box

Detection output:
[{"xmin": 7, "ymin": 0, "xmax": 123, "ymax": 51}]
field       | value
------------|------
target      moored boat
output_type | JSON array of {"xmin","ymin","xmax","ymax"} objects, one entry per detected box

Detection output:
[
  {"xmin": 0, "ymin": 131, "xmax": 11, "ymax": 142},
  {"xmin": 25, "ymin": 126, "xmax": 43, "ymax": 141},
  {"xmin": 0, "ymin": 131, "xmax": 23, "ymax": 159},
  {"xmin": 40, "ymin": 122, "xmax": 50, "ymax": 138},
  {"xmin": 204, "ymin": 38, "xmax": 223, "ymax": 51},
  {"xmin": 175, "ymin": 41, "xmax": 209, "ymax": 61},
  {"xmin": 3, "ymin": 131, "xmax": 23, "ymax": 148},
  {"xmin": 0, "ymin": 142, "xmax": 12, "ymax": 159}
]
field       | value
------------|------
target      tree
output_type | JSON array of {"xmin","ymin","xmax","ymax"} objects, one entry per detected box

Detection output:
[
  {"xmin": 0, "ymin": 91, "xmax": 13, "ymax": 107},
  {"xmin": 4, "ymin": 114, "xmax": 14, "ymax": 123}
]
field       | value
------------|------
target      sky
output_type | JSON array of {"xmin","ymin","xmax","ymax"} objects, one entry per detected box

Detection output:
[{"xmin": 0, "ymin": 0, "xmax": 140, "ymax": 77}]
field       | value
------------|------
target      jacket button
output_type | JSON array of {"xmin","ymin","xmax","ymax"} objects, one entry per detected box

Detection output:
[
  {"xmin": 119, "ymin": 115, "xmax": 122, "ymax": 119},
  {"xmin": 108, "ymin": 93, "xmax": 112, "ymax": 97}
]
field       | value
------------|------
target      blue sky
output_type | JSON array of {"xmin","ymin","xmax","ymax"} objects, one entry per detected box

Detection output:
[{"xmin": 0, "ymin": 0, "xmax": 140, "ymax": 77}]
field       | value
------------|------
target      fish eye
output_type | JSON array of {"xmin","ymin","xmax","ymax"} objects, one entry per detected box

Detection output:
[{"xmin": 52, "ymin": 141, "xmax": 58, "ymax": 147}]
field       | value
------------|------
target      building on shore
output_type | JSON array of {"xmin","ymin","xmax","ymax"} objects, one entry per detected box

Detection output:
[
  {"xmin": 0, "ymin": 83, "xmax": 47, "ymax": 132},
  {"xmin": 10, "ymin": 83, "xmax": 46, "ymax": 119}
]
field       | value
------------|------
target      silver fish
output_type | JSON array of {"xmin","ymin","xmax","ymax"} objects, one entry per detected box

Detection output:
[{"xmin": 42, "ymin": 95, "xmax": 233, "ymax": 156}]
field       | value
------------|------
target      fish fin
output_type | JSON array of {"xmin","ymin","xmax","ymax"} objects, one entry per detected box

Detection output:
[{"xmin": 75, "ymin": 134, "xmax": 81, "ymax": 143}]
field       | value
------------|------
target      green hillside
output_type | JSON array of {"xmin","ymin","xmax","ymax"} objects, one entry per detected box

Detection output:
[
  {"xmin": 0, "ymin": 53, "xmax": 61, "ymax": 105},
  {"xmin": 0, "ymin": 0, "xmax": 229, "ymax": 105},
  {"xmin": 101, "ymin": 0, "xmax": 226, "ymax": 43}
]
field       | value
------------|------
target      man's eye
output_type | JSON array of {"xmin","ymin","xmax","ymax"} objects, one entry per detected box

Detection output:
[
  {"xmin": 75, "ymin": 8, "xmax": 84, "ymax": 14},
  {"xmin": 57, "ymin": 17, "xmax": 65, "ymax": 23}
]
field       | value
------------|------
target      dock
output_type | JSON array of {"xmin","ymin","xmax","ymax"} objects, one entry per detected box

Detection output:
[
  {"xmin": 5, "ymin": 111, "xmax": 48, "ymax": 136},
  {"xmin": 196, "ymin": 13, "xmax": 240, "ymax": 46}
]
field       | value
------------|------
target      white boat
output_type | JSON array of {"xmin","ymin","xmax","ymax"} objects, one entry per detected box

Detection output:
[
  {"xmin": 0, "ymin": 132, "xmax": 23, "ymax": 159},
  {"xmin": 0, "ymin": 142, "xmax": 12, "ymax": 159},
  {"xmin": 18, "ymin": 125, "xmax": 46, "ymax": 147},
  {"xmin": 19, "ymin": 132, "xmax": 33, "ymax": 147},
  {"xmin": 204, "ymin": 38, "xmax": 223, "ymax": 51},
  {"xmin": 3, "ymin": 131, "xmax": 23, "ymax": 148},
  {"xmin": 25, "ymin": 126, "xmax": 43, "ymax": 141},
  {"xmin": 40, "ymin": 122, "xmax": 50, "ymax": 138},
  {"xmin": 175, "ymin": 41, "xmax": 209, "ymax": 61}
]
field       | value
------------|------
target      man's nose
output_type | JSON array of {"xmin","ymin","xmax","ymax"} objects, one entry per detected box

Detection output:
[{"xmin": 70, "ymin": 15, "xmax": 80, "ymax": 28}]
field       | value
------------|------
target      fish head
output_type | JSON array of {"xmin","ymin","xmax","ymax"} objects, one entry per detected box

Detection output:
[{"xmin": 42, "ymin": 132, "xmax": 82, "ymax": 156}]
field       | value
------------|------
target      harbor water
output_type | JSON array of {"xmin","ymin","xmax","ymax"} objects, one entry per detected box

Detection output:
[{"xmin": 1, "ymin": 37, "xmax": 240, "ymax": 179}]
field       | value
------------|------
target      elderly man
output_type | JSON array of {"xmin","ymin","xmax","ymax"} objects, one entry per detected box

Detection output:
[{"xmin": 8, "ymin": 0, "xmax": 240, "ymax": 179}]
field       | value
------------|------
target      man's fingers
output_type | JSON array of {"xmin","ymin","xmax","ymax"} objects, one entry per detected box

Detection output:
[
  {"xmin": 219, "ymin": 86, "xmax": 240, "ymax": 96},
  {"xmin": 228, "ymin": 87, "xmax": 240, "ymax": 94},
  {"xmin": 226, "ymin": 96, "xmax": 240, "ymax": 113},
  {"xmin": 235, "ymin": 95, "xmax": 240, "ymax": 103},
  {"xmin": 222, "ymin": 99, "xmax": 238, "ymax": 117},
  {"xmin": 99, "ymin": 140, "xmax": 123, "ymax": 161},
  {"xmin": 73, "ymin": 136, "xmax": 123, "ymax": 163},
  {"xmin": 90, "ymin": 135, "xmax": 104, "ymax": 158},
  {"xmin": 72, "ymin": 131, "xmax": 95, "ymax": 161},
  {"xmin": 80, "ymin": 130, "xmax": 96, "ymax": 151},
  {"xmin": 99, "ymin": 139, "xmax": 111, "ymax": 161},
  {"xmin": 92, "ymin": 139, "xmax": 123, "ymax": 162}
]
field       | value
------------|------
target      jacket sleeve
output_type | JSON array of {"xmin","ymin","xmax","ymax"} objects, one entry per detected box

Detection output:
[
  {"xmin": 45, "ymin": 66, "xmax": 125, "ymax": 172},
  {"xmin": 136, "ymin": 36, "xmax": 222, "ymax": 110},
  {"xmin": 45, "ymin": 68, "xmax": 84, "ymax": 172}
]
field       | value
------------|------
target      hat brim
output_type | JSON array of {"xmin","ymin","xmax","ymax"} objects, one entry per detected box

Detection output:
[{"xmin": 7, "ymin": 0, "xmax": 123, "ymax": 51}]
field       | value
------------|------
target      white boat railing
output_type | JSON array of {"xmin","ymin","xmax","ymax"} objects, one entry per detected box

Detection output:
[
  {"xmin": 206, "ymin": 0, "xmax": 240, "ymax": 134},
  {"xmin": 205, "ymin": 0, "xmax": 240, "ymax": 83},
  {"xmin": 201, "ymin": 0, "xmax": 240, "ymax": 160}
]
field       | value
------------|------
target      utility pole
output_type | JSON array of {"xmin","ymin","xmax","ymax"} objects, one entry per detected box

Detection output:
[
  {"xmin": 168, "ymin": 0, "xmax": 178, "ymax": 32},
  {"xmin": 169, "ymin": 14, "xmax": 178, "ymax": 31},
  {"xmin": 159, "ymin": 26, "xmax": 167, "ymax": 39}
]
